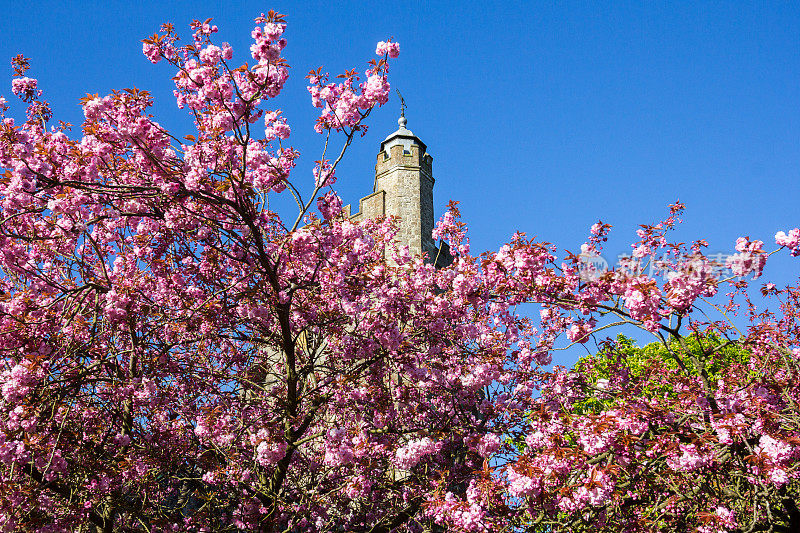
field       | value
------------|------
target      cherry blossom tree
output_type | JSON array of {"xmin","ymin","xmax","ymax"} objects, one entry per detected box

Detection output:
[
  {"xmin": 424, "ymin": 210, "xmax": 800, "ymax": 532},
  {"xmin": 2, "ymin": 10, "xmax": 800, "ymax": 533},
  {"xmin": 0, "ymin": 13, "xmax": 482, "ymax": 532}
]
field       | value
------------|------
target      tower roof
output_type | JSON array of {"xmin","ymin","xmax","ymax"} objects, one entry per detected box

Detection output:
[{"xmin": 380, "ymin": 115, "xmax": 426, "ymax": 154}]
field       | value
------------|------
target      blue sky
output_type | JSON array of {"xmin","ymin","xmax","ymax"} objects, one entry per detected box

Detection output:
[{"xmin": 3, "ymin": 0, "xmax": 798, "ymax": 287}]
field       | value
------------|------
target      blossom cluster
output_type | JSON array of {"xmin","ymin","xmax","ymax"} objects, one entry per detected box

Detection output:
[
  {"xmin": 307, "ymin": 44, "xmax": 396, "ymax": 133},
  {"xmin": 776, "ymin": 228, "xmax": 800, "ymax": 256},
  {"xmin": 394, "ymin": 437, "xmax": 442, "ymax": 469}
]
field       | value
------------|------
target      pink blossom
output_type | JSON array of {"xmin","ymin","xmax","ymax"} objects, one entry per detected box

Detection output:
[
  {"xmin": 375, "ymin": 40, "xmax": 400, "ymax": 58},
  {"xmin": 362, "ymin": 74, "xmax": 390, "ymax": 105},
  {"xmin": 264, "ymin": 111, "xmax": 291, "ymax": 140},
  {"xmin": 394, "ymin": 437, "xmax": 441, "ymax": 469},
  {"xmin": 566, "ymin": 318, "xmax": 595, "ymax": 343},
  {"xmin": 558, "ymin": 468, "xmax": 614, "ymax": 511},
  {"xmin": 716, "ymin": 506, "xmax": 737, "ymax": 529},
  {"xmin": 756, "ymin": 434, "xmax": 792, "ymax": 462},
  {"xmin": 316, "ymin": 191, "xmax": 343, "ymax": 220},
  {"xmin": 506, "ymin": 468, "xmax": 541, "ymax": 498},
  {"xmin": 199, "ymin": 44, "xmax": 223, "ymax": 65},
  {"xmin": 142, "ymin": 42, "xmax": 161, "ymax": 63},
  {"xmin": 622, "ymin": 277, "xmax": 662, "ymax": 330},
  {"xmin": 312, "ymin": 159, "xmax": 336, "ymax": 188},
  {"xmin": 666, "ymin": 443, "xmax": 710, "ymax": 472},
  {"xmin": 665, "ymin": 256, "xmax": 717, "ymax": 311},
  {"xmin": 1, "ymin": 362, "xmax": 39, "ymax": 404},
  {"xmin": 11, "ymin": 77, "xmax": 38, "ymax": 101},
  {"xmin": 255, "ymin": 440, "xmax": 288, "ymax": 466},
  {"xmin": 425, "ymin": 491, "xmax": 488, "ymax": 532},
  {"xmin": 476, "ymin": 433, "xmax": 501, "ymax": 458},
  {"xmin": 775, "ymin": 228, "xmax": 800, "ymax": 256}
]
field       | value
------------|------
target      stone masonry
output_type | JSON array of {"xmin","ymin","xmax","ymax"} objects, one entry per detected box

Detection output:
[{"xmin": 346, "ymin": 116, "xmax": 451, "ymax": 267}]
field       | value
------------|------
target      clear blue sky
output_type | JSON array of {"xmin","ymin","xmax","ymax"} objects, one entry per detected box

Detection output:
[{"xmin": 3, "ymin": 0, "xmax": 798, "ymax": 282}]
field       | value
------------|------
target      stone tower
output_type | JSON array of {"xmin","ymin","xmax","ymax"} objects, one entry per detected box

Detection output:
[{"xmin": 348, "ymin": 116, "xmax": 451, "ymax": 267}]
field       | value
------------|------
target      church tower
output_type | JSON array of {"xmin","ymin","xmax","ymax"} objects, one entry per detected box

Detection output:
[{"xmin": 349, "ymin": 115, "xmax": 451, "ymax": 267}]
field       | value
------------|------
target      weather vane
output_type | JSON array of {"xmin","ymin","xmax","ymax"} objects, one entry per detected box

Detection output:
[{"xmin": 396, "ymin": 88, "xmax": 406, "ymax": 118}]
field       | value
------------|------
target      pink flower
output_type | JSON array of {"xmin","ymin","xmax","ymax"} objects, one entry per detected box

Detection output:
[
  {"xmin": 142, "ymin": 42, "xmax": 161, "ymax": 63},
  {"xmin": 394, "ymin": 437, "xmax": 441, "ymax": 469},
  {"xmin": 1, "ymin": 362, "xmax": 39, "ymax": 404},
  {"xmin": 476, "ymin": 433, "xmax": 501, "ymax": 458},
  {"xmin": 264, "ymin": 111, "xmax": 291, "ymax": 140},
  {"xmin": 558, "ymin": 467, "xmax": 614, "ymax": 511},
  {"xmin": 506, "ymin": 468, "xmax": 541, "ymax": 498},
  {"xmin": 312, "ymin": 160, "xmax": 336, "ymax": 188},
  {"xmin": 776, "ymin": 228, "xmax": 800, "ymax": 256},
  {"xmin": 622, "ymin": 277, "xmax": 662, "ymax": 330},
  {"xmin": 199, "ymin": 44, "xmax": 223, "ymax": 65},
  {"xmin": 256, "ymin": 440, "xmax": 288, "ymax": 466},
  {"xmin": 566, "ymin": 319, "xmax": 595, "ymax": 343},
  {"xmin": 362, "ymin": 74, "xmax": 390, "ymax": 106},
  {"xmin": 666, "ymin": 443, "xmax": 710, "ymax": 472},
  {"xmin": 316, "ymin": 191, "xmax": 343, "ymax": 220},
  {"xmin": 665, "ymin": 257, "xmax": 717, "ymax": 311},
  {"xmin": 715, "ymin": 506, "xmax": 737, "ymax": 529},
  {"xmin": 263, "ymin": 22, "xmax": 286, "ymax": 41},
  {"xmin": 726, "ymin": 252, "xmax": 766, "ymax": 279},
  {"xmin": 11, "ymin": 77, "xmax": 38, "ymax": 101},
  {"xmin": 756, "ymin": 435, "xmax": 792, "ymax": 462},
  {"xmin": 375, "ymin": 41, "xmax": 400, "ymax": 58},
  {"xmin": 727, "ymin": 237, "xmax": 767, "ymax": 278}
]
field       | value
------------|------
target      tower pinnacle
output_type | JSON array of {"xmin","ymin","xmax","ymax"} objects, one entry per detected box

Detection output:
[{"xmin": 347, "ymin": 111, "xmax": 451, "ymax": 267}]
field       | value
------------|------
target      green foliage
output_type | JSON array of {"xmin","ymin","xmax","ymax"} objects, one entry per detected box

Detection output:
[{"xmin": 573, "ymin": 333, "xmax": 752, "ymax": 414}]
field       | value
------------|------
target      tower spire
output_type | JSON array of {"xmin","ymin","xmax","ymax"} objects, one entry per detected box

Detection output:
[
  {"xmin": 395, "ymin": 89, "xmax": 408, "ymax": 130},
  {"xmin": 396, "ymin": 88, "xmax": 406, "ymax": 118}
]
